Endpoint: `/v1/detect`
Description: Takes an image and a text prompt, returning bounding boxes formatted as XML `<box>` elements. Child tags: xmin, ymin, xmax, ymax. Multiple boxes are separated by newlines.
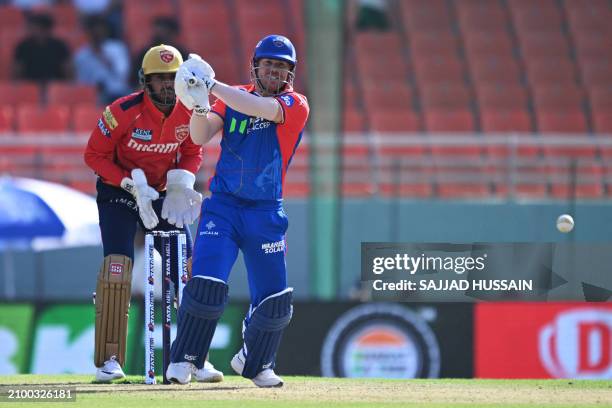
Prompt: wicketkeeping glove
<box><xmin>161</xmin><ymin>169</ymin><xmax>203</xmax><ymax>228</ymax></box>
<box><xmin>121</xmin><ymin>168</ymin><xmax>159</xmax><ymax>230</ymax></box>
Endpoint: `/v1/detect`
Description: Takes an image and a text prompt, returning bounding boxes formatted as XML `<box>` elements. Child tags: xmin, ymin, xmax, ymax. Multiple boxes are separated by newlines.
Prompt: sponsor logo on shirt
<box><xmin>127</xmin><ymin>139</ymin><xmax>179</xmax><ymax>153</ymax></box>
<box><xmin>175</xmin><ymin>124</ymin><xmax>189</xmax><ymax>142</ymax></box>
<box><xmin>131</xmin><ymin>127</ymin><xmax>153</xmax><ymax>141</ymax></box>
<box><xmin>279</xmin><ymin>95</ymin><xmax>293</xmax><ymax>107</ymax></box>
<box><xmin>98</xmin><ymin>118</ymin><xmax>110</xmax><ymax>137</ymax></box>
<box><xmin>200</xmin><ymin>220</ymin><xmax>219</xmax><ymax>236</ymax></box>
<box><xmin>248</xmin><ymin>117</ymin><xmax>271</xmax><ymax>133</ymax></box>
<box><xmin>103</xmin><ymin>106</ymin><xmax>118</xmax><ymax>130</ymax></box>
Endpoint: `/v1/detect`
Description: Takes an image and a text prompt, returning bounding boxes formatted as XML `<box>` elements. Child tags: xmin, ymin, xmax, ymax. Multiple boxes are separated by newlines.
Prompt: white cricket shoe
<box><xmin>166</xmin><ymin>361</ymin><xmax>194</xmax><ymax>384</ymax></box>
<box><xmin>95</xmin><ymin>356</ymin><xmax>126</xmax><ymax>382</ymax></box>
<box><xmin>231</xmin><ymin>350</ymin><xmax>284</xmax><ymax>388</ymax></box>
<box><xmin>193</xmin><ymin>360</ymin><xmax>224</xmax><ymax>383</ymax></box>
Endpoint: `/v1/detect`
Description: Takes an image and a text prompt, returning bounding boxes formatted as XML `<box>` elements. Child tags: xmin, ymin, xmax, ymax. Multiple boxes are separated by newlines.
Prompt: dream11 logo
<box><xmin>539</xmin><ymin>309</ymin><xmax>612</xmax><ymax>379</ymax></box>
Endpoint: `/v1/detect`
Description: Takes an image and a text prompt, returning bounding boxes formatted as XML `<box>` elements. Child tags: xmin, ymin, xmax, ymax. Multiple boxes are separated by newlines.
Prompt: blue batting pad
<box><xmin>170</xmin><ymin>277</ymin><xmax>228</xmax><ymax>368</ymax></box>
<box><xmin>242</xmin><ymin>288</ymin><xmax>293</xmax><ymax>378</ymax></box>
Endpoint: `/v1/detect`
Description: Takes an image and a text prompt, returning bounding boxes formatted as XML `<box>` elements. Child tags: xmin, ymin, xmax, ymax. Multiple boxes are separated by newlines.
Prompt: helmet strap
<box><xmin>251</xmin><ymin>59</ymin><xmax>295</xmax><ymax>96</ymax></box>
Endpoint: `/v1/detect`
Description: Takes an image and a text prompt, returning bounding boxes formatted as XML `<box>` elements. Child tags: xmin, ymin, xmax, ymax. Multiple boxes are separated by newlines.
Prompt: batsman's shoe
<box><xmin>166</xmin><ymin>362</ymin><xmax>194</xmax><ymax>384</ymax></box>
<box><xmin>193</xmin><ymin>360</ymin><xmax>224</xmax><ymax>383</ymax></box>
<box><xmin>95</xmin><ymin>356</ymin><xmax>125</xmax><ymax>382</ymax></box>
<box><xmin>231</xmin><ymin>350</ymin><xmax>284</xmax><ymax>388</ymax></box>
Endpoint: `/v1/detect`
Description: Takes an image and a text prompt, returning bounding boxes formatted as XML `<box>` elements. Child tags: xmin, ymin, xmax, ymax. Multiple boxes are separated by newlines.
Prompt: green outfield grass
<box><xmin>1</xmin><ymin>375</ymin><xmax>611</xmax><ymax>408</ymax></box>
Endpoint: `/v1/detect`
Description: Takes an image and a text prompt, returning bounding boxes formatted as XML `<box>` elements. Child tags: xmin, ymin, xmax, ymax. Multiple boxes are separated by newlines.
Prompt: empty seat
<box><xmin>410</xmin><ymin>32</ymin><xmax>460</xmax><ymax>58</ymax></box>
<box><xmin>16</xmin><ymin>105</ymin><xmax>70</xmax><ymax>133</ymax></box>
<box><xmin>572</xmin><ymin>31</ymin><xmax>612</xmax><ymax>61</ymax></box>
<box><xmin>566</xmin><ymin>6</ymin><xmax>612</xmax><ymax>33</ymax></box>
<box><xmin>420</xmin><ymin>83</ymin><xmax>472</xmax><ymax>109</ymax></box>
<box><xmin>378</xmin><ymin>182</ymin><xmax>433</xmax><ymax>198</ymax></box>
<box><xmin>400</xmin><ymin>3</ymin><xmax>453</xmax><ymax>32</ymax></box>
<box><xmin>480</xmin><ymin>110</ymin><xmax>532</xmax><ymax>132</ymax></box>
<box><xmin>469</xmin><ymin>56</ymin><xmax>523</xmax><ymax>84</ymax></box>
<box><xmin>525</xmin><ymin>59</ymin><xmax>578</xmax><ymax>85</ymax></box>
<box><xmin>413</xmin><ymin>56</ymin><xmax>466</xmax><ymax>84</ymax></box>
<box><xmin>0</xmin><ymin>81</ymin><xmax>40</xmax><ymax>105</ymax></box>
<box><xmin>550</xmin><ymin>183</ymin><xmax>604</xmax><ymax>199</ymax></box>
<box><xmin>511</xmin><ymin>7</ymin><xmax>564</xmax><ymax>31</ymax></box>
<box><xmin>588</xmin><ymin>87</ymin><xmax>612</xmax><ymax>109</ymax></box>
<box><xmin>355</xmin><ymin>53</ymin><xmax>409</xmax><ymax>82</ymax></box>
<box><xmin>532</xmin><ymin>84</ymin><xmax>586</xmax><ymax>110</ymax></box>
<box><xmin>0</xmin><ymin>105</ymin><xmax>14</xmax><ymax>132</ymax></box>
<box><xmin>424</xmin><ymin>110</ymin><xmax>476</xmax><ymax>132</ymax></box>
<box><xmin>579</xmin><ymin>60</ymin><xmax>612</xmax><ymax>87</ymax></box>
<box><xmin>363</xmin><ymin>83</ymin><xmax>414</xmax><ymax>112</ymax></box>
<box><xmin>457</xmin><ymin>6</ymin><xmax>510</xmax><ymax>32</ymax></box>
<box><xmin>47</xmin><ymin>83</ymin><xmax>98</xmax><ymax>106</ymax></box>
<box><xmin>343</xmin><ymin>108</ymin><xmax>366</xmax><ymax>132</ymax></box>
<box><xmin>462</xmin><ymin>31</ymin><xmax>515</xmax><ymax>59</ymax></box>
<box><xmin>0</xmin><ymin>6</ymin><xmax>24</xmax><ymax>31</ymax></box>
<box><xmin>184</xmin><ymin>27</ymin><xmax>232</xmax><ymax>58</ymax></box>
<box><xmin>536</xmin><ymin>110</ymin><xmax>588</xmax><ymax>133</ymax></box>
<box><xmin>518</xmin><ymin>32</ymin><xmax>571</xmax><ymax>58</ymax></box>
<box><xmin>73</xmin><ymin>105</ymin><xmax>102</xmax><ymax>133</ymax></box>
<box><xmin>437</xmin><ymin>182</ymin><xmax>491</xmax><ymax>198</ymax></box>
<box><xmin>369</xmin><ymin>110</ymin><xmax>422</xmax><ymax>132</ymax></box>
<box><xmin>593</xmin><ymin>111</ymin><xmax>612</xmax><ymax>133</ymax></box>
<box><xmin>475</xmin><ymin>84</ymin><xmax>529</xmax><ymax>110</ymax></box>
<box><xmin>355</xmin><ymin>32</ymin><xmax>403</xmax><ymax>55</ymax></box>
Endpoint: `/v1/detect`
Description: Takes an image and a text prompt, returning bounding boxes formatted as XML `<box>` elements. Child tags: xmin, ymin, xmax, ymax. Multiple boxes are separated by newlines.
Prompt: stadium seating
<box><xmin>16</xmin><ymin>105</ymin><xmax>70</xmax><ymax>133</ymax></box>
<box><xmin>72</xmin><ymin>105</ymin><xmax>102</xmax><ymax>133</ymax></box>
<box><xmin>0</xmin><ymin>81</ymin><xmax>41</xmax><ymax>105</ymax></box>
<box><xmin>4</xmin><ymin>0</ymin><xmax>612</xmax><ymax>200</ymax></box>
<box><xmin>47</xmin><ymin>83</ymin><xmax>98</xmax><ymax>106</ymax></box>
<box><xmin>0</xmin><ymin>105</ymin><xmax>14</xmax><ymax>132</ymax></box>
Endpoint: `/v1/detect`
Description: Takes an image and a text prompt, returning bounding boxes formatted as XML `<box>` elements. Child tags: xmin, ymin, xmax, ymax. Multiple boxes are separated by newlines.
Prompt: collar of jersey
<box><xmin>242</xmin><ymin>83</ymin><xmax>294</xmax><ymax>96</ymax></box>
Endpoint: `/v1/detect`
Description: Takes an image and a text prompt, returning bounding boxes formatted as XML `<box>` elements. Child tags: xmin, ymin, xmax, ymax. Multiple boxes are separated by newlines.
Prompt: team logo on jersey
<box><xmin>132</xmin><ymin>128</ymin><xmax>153</xmax><ymax>141</ymax></box>
<box><xmin>103</xmin><ymin>106</ymin><xmax>118</xmax><ymax>130</ymax></box>
<box><xmin>175</xmin><ymin>124</ymin><xmax>189</xmax><ymax>142</ymax></box>
<box><xmin>159</xmin><ymin>49</ymin><xmax>174</xmax><ymax>63</ymax></box>
<box><xmin>280</xmin><ymin>95</ymin><xmax>294</xmax><ymax>107</ymax></box>
<box><xmin>97</xmin><ymin>118</ymin><xmax>110</xmax><ymax>137</ymax></box>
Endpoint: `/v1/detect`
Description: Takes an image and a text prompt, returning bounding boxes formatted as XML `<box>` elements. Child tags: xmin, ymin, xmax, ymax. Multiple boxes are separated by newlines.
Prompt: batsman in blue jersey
<box><xmin>167</xmin><ymin>35</ymin><xmax>309</xmax><ymax>387</ymax></box>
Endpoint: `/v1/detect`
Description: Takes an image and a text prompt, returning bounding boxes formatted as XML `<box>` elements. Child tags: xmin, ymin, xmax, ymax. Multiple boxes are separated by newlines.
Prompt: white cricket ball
<box><xmin>556</xmin><ymin>214</ymin><xmax>574</xmax><ymax>233</ymax></box>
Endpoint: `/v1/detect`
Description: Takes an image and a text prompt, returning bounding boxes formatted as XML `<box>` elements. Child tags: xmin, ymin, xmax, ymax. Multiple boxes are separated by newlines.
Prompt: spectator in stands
<box><xmin>13</xmin><ymin>12</ymin><xmax>72</xmax><ymax>82</ymax></box>
<box><xmin>131</xmin><ymin>17</ymin><xmax>189</xmax><ymax>87</ymax></box>
<box><xmin>72</xmin><ymin>0</ymin><xmax>123</xmax><ymax>38</ymax></box>
<box><xmin>74</xmin><ymin>15</ymin><xmax>130</xmax><ymax>104</ymax></box>
<box><xmin>355</xmin><ymin>0</ymin><xmax>390</xmax><ymax>31</ymax></box>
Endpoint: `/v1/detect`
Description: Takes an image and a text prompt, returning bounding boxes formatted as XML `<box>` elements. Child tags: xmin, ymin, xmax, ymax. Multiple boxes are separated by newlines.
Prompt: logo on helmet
<box><xmin>159</xmin><ymin>50</ymin><xmax>174</xmax><ymax>63</ymax></box>
<box><xmin>273</xmin><ymin>39</ymin><xmax>285</xmax><ymax>48</ymax></box>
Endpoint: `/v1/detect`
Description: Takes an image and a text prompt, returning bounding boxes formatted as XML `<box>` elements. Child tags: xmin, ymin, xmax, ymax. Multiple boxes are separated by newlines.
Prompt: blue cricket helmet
<box><xmin>253</xmin><ymin>35</ymin><xmax>297</xmax><ymax>68</ymax></box>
